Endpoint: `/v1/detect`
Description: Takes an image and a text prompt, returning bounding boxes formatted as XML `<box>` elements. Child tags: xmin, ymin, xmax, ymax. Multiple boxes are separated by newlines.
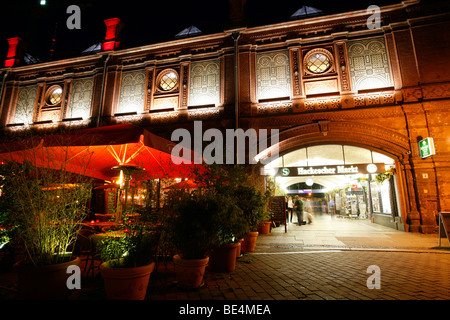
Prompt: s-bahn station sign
<box><xmin>273</xmin><ymin>163</ymin><xmax>386</xmax><ymax>177</ymax></box>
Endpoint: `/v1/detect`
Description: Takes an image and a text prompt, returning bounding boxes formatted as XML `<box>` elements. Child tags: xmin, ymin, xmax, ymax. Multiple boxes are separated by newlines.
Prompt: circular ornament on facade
<box><xmin>304</xmin><ymin>49</ymin><xmax>333</xmax><ymax>74</ymax></box>
<box><xmin>45</xmin><ymin>85</ymin><xmax>63</xmax><ymax>106</ymax></box>
<box><xmin>157</xmin><ymin>69</ymin><xmax>179</xmax><ymax>92</ymax></box>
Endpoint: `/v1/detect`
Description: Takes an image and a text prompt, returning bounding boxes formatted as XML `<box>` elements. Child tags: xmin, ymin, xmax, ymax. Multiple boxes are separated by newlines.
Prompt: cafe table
<box><xmin>81</xmin><ymin>221</ymin><xmax>117</xmax><ymax>232</ymax></box>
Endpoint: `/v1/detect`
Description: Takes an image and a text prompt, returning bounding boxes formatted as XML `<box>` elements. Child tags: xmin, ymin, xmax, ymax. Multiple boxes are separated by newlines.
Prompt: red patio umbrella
<box><xmin>164</xmin><ymin>179</ymin><xmax>207</xmax><ymax>190</ymax></box>
<box><xmin>0</xmin><ymin>124</ymin><xmax>203</xmax><ymax>182</ymax></box>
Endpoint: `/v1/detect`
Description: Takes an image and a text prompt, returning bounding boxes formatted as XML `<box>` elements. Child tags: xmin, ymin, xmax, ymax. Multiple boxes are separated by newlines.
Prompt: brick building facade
<box><xmin>0</xmin><ymin>0</ymin><xmax>449</xmax><ymax>233</ymax></box>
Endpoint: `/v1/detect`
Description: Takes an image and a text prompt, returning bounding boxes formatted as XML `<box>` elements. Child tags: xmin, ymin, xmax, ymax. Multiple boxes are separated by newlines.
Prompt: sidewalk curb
<box><xmin>251</xmin><ymin>246</ymin><xmax>450</xmax><ymax>255</ymax></box>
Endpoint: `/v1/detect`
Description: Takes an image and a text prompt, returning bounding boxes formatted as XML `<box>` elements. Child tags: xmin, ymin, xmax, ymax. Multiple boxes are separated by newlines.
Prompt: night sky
<box><xmin>0</xmin><ymin>0</ymin><xmax>403</xmax><ymax>64</ymax></box>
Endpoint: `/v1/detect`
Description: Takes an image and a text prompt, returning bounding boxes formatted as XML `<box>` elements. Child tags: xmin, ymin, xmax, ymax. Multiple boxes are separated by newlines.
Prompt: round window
<box><xmin>304</xmin><ymin>50</ymin><xmax>333</xmax><ymax>74</ymax></box>
<box><xmin>157</xmin><ymin>69</ymin><xmax>178</xmax><ymax>92</ymax></box>
<box><xmin>45</xmin><ymin>85</ymin><xmax>63</xmax><ymax>106</ymax></box>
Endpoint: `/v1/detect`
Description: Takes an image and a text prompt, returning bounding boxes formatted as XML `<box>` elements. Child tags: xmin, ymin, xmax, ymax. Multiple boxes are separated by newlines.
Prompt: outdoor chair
<box><xmin>76</xmin><ymin>229</ymin><xmax>102</xmax><ymax>277</ymax></box>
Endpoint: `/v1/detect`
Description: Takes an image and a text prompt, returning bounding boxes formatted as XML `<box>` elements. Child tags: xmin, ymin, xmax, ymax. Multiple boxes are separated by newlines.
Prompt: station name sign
<box><xmin>273</xmin><ymin>163</ymin><xmax>385</xmax><ymax>177</ymax></box>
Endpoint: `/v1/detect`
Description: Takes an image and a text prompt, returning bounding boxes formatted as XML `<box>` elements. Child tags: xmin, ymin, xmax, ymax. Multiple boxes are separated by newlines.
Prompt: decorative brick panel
<box><xmin>189</xmin><ymin>60</ymin><xmax>220</xmax><ymax>107</ymax></box>
<box><xmin>348</xmin><ymin>36</ymin><xmax>393</xmax><ymax>91</ymax></box>
<box><xmin>13</xmin><ymin>85</ymin><xmax>37</xmax><ymax>125</ymax></box>
<box><xmin>66</xmin><ymin>78</ymin><xmax>94</xmax><ymax>119</ymax></box>
<box><xmin>256</xmin><ymin>50</ymin><xmax>292</xmax><ymax>100</ymax></box>
<box><xmin>117</xmin><ymin>70</ymin><xmax>146</xmax><ymax>114</ymax></box>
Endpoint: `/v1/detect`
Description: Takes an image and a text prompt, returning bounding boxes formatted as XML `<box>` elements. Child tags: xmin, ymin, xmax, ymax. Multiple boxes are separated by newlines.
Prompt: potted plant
<box><xmin>0</xmin><ymin>160</ymin><xmax>92</xmax><ymax>299</ymax></box>
<box><xmin>167</xmin><ymin>191</ymin><xmax>218</xmax><ymax>288</ymax></box>
<box><xmin>233</xmin><ymin>184</ymin><xmax>268</xmax><ymax>253</ymax></box>
<box><xmin>192</xmin><ymin>164</ymin><xmax>269</xmax><ymax>254</ymax></box>
<box><xmin>208</xmin><ymin>193</ymin><xmax>248</xmax><ymax>273</ymax></box>
<box><xmin>257</xmin><ymin>211</ymin><xmax>273</xmax><ymax>235</ymax></box>
<box><xmin>0</xmin><ymin>180</ymin><xmax>18</xmax><ymax>272</ymax></box>
<box><xmin>97</xmin><ymin>211</ymin><xmax>160</xmax><ymax>300</ymax></box>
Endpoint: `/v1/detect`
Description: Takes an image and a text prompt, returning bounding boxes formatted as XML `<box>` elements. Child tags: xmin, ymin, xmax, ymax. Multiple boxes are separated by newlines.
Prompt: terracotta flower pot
<box><xmin>236</xmin><ymin>238</ymin><xmax>244</xmax><ymax>258</ymax></box>
<box><xmin>208</xmin><ymin>242</ymin><xmax>239</xmax><ymax>273</ymax></box>
<box><xmin>241</xmin><ymin>231</ymin><xmax>259</xmax><ymax>253</ymax></box>
<box><xmin>100</xmin><ymin>261</ymin><xmax>155</xmax><ymax>300</ymax></box>
<box><xmin>257</xmin><ymin>221</ymin><xmax>271</xmax><ymax>234</ymax></box>
<box><xmin>15</xmin><ymin>257</ymin><xmax>81</xmax><ymax>300</ymax></box>
<box><xmin>173</xmin><ymin>254</ymin><xmax>209</xmax><ymax>289</ymax></box>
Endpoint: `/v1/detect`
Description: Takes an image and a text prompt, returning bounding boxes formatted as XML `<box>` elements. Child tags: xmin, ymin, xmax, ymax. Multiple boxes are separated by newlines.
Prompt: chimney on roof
<box><xmin>228</xmin><ymin>0</ymin><xmax>247</xmax><ymax>28</ymax></box>
<box><xmin>4</xmin><ymin>37</ymin><xmax>22</xmax><ymax>67</ymax></box>
<box><xmin>102</xmin><ymin>18</ymin><xmax>123</xmax><ymax>51</ymax></box>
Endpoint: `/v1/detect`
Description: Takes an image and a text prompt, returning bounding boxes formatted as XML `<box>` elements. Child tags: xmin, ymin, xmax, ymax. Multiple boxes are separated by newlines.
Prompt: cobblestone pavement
<box><xmin>1</xmin><ymin>214</ymin><xmax>450</xmax><ymax>304</ymax></box>
<box><xmin>146</xmin><ymin>249</ymin><xmax>450</xmax><ymax>301</ymax></box>
<box><xmin>144</xmin><ymin>215</ymin><xmax>450</xmax><ymax>301</ymax></box>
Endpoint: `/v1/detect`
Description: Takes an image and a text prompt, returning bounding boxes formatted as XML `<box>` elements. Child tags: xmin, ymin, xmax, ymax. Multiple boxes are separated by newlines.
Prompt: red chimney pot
<box><xmin>4</xmin><ymin>37</ymin><xmax>22</xmax><ymax>67</ymax></box>
<box><xmin>102</xmin><ymin>18</ymin><xmax>122</xmax><ymax>51</ymax></box>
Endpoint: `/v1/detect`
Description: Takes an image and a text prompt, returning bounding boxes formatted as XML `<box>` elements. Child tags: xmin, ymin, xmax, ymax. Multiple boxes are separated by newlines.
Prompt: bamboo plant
<box><xmin>0</xmin><ymin>160</ymin><xmax>92</xmax><ymax>266</ymax></box>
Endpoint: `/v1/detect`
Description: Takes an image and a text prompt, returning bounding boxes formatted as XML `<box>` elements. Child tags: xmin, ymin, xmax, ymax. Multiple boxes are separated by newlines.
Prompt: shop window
<box><xmin>256</xmin><ymin>50</ymin><xmax>292</xmax><ymax>101</ymax></box>
<box><xmin>370</xmin><ymin>178</ymin><xmax>392</xmax><ymax>215</ymax></box>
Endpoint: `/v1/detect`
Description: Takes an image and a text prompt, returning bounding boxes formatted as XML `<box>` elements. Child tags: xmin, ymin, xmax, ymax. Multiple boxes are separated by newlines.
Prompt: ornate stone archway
<box><xmin>256</xmin><ymin>120</ymin><xmax>427</xmax><ymax>232</ymax></box>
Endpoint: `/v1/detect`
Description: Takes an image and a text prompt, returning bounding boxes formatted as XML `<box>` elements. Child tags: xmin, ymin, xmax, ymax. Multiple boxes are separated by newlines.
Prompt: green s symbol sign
<box><xmin>281</xmin><ymin>168</ymin><xmax>290</xmax><ymax>176</ymax></box>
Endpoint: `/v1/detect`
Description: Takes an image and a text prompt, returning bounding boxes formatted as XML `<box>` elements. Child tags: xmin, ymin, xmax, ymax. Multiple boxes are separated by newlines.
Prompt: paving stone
<box><xmin>1</xmin><ymin>215</ymin><xmax>450</xmax><ymax>302</ymax></box>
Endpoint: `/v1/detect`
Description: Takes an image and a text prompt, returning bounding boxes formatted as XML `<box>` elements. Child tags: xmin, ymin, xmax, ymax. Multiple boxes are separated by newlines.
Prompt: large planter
<box><xmin>241</xmin><ymin>231</ymin><xmax>259</xmax><ymax>253</ymax></box>
<box><xmin>208</xmin><ymin>242</ymin><xmax>239</xmax><ymax>273</ymax></box>
<box><xmin>15</xmin><ymin>256</ymin><xmax>81</xmax><ymax>300</ymax></box>
<box><xmin>173</xmin><ymin>254</ymin><xmax>209</xmax><ymax>289</ymax></box>
<box><xmin>257</xmin><ymin>221</ymin><xmax>271</xmax><ymax>234</ymax></box>
<box><xmin>236</xmin><ymin>238</ymin><xmax>244</xmax><ymax>258</ymax></box>
<box><xmin>100</xmin><ymin>261</ymin><xmax>155</xmax><ymax>300</ymax></box>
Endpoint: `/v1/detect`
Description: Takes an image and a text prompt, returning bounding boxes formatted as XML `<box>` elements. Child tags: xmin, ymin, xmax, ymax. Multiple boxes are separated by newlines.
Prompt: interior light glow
<box><xmin>40</xmin><ymin>0</ymin><xmax>46</xmax><ymax>5</ymax></box>
<box><xmin>117</xmin><ymin>170</ymin><xmax>124</xmax><ymax>187</ymax></box>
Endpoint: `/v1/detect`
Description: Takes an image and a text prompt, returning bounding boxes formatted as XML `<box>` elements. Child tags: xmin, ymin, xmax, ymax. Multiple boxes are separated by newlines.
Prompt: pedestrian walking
<box><xmin>304</xmin><ymin>198</ymin><xmax>313</xmax><ymax>224</ymax></box>
<box><xmin>293</xmin><ymin>197</ymin><xmax>304</xmax><ymax>225</ymax></box>
<box><xmin>287</xmin><ymin>197</ymin><xmax>294</xmax><ymax>223</ymax></box>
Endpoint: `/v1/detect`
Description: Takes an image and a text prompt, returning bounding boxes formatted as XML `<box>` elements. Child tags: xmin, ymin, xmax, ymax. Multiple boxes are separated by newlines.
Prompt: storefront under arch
<box><xmin>263</xmin><ymin>144</ymin><xmax>404</xmax><ymax>230</ymax></box>
<box><xmin>254</xmin><ymin>120</ymin><xmax>424</xmax><ymax>232</ymax></box>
